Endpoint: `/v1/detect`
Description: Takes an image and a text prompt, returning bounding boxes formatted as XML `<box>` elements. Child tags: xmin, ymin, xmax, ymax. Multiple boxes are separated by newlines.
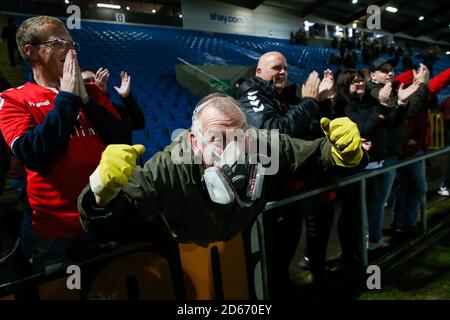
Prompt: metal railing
<box><xmin>254</xmin><ymin>145</ymin><xmax>450</xmax><ymax>299</ymax></box>
<box><xmin>1</xmin><ymin>147</ymin><xmax>449</xmax><ymax>300</ymax></box>
<box><xmin>176</xmin><ymin>57</ymin><xmax>233</xmax><ymax>93</ymax></box>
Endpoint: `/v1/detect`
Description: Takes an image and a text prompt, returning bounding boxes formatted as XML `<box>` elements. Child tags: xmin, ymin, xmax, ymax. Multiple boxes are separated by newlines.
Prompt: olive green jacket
<box><xmin>78</xmin><ymin>130</ymin><xmax>335</xmax><ymax>247</ymax></box>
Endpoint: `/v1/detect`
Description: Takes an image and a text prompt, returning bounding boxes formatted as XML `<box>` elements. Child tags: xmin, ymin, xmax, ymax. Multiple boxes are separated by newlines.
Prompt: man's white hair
<box><xmin>191</xmin><ymin>92</ymin><xmax>246</xmax><ymax>135</ymax></box>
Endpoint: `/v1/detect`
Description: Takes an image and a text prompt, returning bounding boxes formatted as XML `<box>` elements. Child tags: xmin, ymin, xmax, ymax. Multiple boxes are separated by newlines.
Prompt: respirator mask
<box><xmin>202</xmin><ymin>141</ymin><xmax>265</xmax><ymax>207</ymax></box>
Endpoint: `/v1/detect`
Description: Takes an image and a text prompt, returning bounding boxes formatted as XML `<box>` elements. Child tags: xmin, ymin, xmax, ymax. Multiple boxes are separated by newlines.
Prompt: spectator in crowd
<box><xmin>235</xmin><ymin>51</ymin><xmax>337</xmax><ymax>293</ymax></box>
<box><xmin>237</xmin><ymin>52</ymin><xmax>333</xmax><ymax>138</ymax></box>
<box><xmin>82</xmin><ymin>68</ymin><xmax>145</xmax><ymax>143</ymax></box>
<box><xmin>335</xmin><ymin>69</ymin><xmax>419</xmax><ymax>249</ymax></box>
<box><xmin>391</xmin><ymin>66</ymin><xmax>450</xmax><ymax>234</ymax></box>
<box><xmin>77</xmin><ymin>94</ymin><xmax>365</xmax><ymax>291</ymax></box>
<box><xmin>2</xmin><ymin>17</ymin><xmax>20</xmax><ymax>67</ymax></box>
<box><xmin>366</xmin><ymin>58</ymin><xmax>427</xmax><ymax>238</ymax></box>
<box><xmin>395</xmin><ymin>67</ymin><xmax>449</xmax><ymax>200</ymax></box>
<box><xmin>0</xmin><ymin>16</ymin><xmax>130</xmax><ymax>271</ymax></box>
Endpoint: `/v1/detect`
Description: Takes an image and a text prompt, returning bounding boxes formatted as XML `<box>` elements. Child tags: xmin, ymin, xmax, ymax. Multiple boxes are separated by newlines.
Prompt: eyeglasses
<box><xmin>351</xmin><ymin>79</ymin><xmax>364</xmax><ymax>85</ymax></box>
<box><xmin>31</xmin><ymin>38</ymin><xmax>80</xmax><ymax>51</ymax></box>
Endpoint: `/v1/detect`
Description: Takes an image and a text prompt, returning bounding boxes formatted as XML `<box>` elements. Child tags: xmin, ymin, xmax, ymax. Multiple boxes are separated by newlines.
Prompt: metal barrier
<box><xmin>255</xmin><ymin>145</ymin><xmax>450</xmax><ymax>299</ymax></box>
<box><xmin>176</xmin><ymin>57</ymin><xmax>233</xmax><ymax>94</ymax></box>
<box><xmin>1</xmin><ymin>147</ymin><xmax>449</xmax><ymax>300</ymax></box>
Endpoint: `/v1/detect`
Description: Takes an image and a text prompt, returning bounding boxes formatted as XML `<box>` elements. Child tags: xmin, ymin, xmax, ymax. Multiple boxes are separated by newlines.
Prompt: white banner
<box><xmin>181</xmin><ymin>0</ymin><xmax>300</xmax><ymax>39</ymax></box>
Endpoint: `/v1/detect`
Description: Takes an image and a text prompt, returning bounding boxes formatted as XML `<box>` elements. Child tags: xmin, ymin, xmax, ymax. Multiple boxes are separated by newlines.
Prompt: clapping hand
<box><xmin>413</xmin><ymin>63</ymin><xmax>430</xmax><ymax>85</ymax></box>
<box><xmin>95</xmin><ymin>67</ymin><xmax>110</xmax><ymax>92</ymax></box>
<box><xmin>60</xmin><ymin>50</ymin><xmax>89</xmax><ymax>104</ymax></box>
<box><xmin>378</xmin><ymin>82</ymin><xmax>392</xmax><ymax>106</ymax></box>
<box><xmin>302</xmin><ymin>71</ymin><xmax>320</xmax><ymax>100</ymax></box>
<box><xmin>398</xmin><ymin>80</ymin><xmax>421</xmax><ymax>103</ymax></box>
<box><xmin>114</xmin><ymin>71</ymin><xmax>131</xmax><ymax>98</ymax></box>
<box><xmin>60</xmin><ymin>50</ymin><xmax>80</xmax><ymax>96</ymax></box>
<box><xmin>318</xmin><ymin>69</ymin><xmax>335</xmax><ymax>101</ymax></box>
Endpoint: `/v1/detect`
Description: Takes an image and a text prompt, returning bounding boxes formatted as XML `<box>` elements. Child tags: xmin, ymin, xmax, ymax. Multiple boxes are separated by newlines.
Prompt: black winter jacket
<box><xmin>236</xmin><ymin>77</ymin><xmax>319</xmax><ymax>139</ymax></box>
<box><xmin>365</xmin><ymin>81</ymin><xmax>427</xmax><ymax>159</ymax></box>
<box><xmin>335</xmin><ymin>92</ymin><xmax>392</xmax><ymax>162</ymax></box>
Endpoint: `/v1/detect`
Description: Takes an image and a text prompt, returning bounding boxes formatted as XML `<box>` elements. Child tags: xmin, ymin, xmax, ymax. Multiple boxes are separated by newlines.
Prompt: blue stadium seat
<box><xmin>18</xmin><ymin>17</ymin><xmax>449</xmax><ymax>158</ymax></box>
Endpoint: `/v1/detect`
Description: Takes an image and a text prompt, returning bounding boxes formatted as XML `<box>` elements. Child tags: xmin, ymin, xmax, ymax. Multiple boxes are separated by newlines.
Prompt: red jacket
<box><xmin>395</xmin><ymin>68</ymin><xmax>450</xmax><ymax>98</ymax></box>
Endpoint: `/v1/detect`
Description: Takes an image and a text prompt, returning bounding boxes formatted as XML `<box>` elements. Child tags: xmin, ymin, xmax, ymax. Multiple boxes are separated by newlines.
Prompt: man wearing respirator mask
<box><xmin>78</xmin><ymin>93</ymin><xmax>365</xmax><ymax>247</ymax></box>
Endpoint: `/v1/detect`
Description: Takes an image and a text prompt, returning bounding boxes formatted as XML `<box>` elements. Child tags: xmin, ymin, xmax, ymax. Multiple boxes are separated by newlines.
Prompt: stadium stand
<box><xmin>15</xmin><ymin>19</ymin><xmax>449</xmax><ymax>162</ymax></box>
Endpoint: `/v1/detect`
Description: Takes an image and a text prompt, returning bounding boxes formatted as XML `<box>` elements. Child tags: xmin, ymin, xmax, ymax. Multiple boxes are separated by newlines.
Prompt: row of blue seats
<box><xmin>20</xmin><ymin>18</ymin><xmax>449</xmax><ymax>160</ymax></box>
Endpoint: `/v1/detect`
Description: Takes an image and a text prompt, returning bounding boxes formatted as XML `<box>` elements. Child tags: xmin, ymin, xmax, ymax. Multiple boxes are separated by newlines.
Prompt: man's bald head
<box><xmin>256</xmin><ymin>51</ymin><xmax>288</xmax><ymax>93</ymax></box>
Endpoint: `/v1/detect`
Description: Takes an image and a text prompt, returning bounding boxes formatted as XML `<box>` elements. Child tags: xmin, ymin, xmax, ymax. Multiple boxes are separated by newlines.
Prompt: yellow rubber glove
<box><xmin>90</xmin><ymin>144</ymin><xmax>145</xmax><ymax>203</ymax></box>
<box><xmin>320</xmin><ymin>117</ymin><xmax>363</xmax><ymax>167</ymax></box>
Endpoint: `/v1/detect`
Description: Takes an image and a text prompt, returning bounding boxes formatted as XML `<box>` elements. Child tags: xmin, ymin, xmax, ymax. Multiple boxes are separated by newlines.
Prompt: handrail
<box><xmin>264</xmin><ymin>146</ymin><xmax>450</xmax><ymax>211</ymax></box>
<box><xmin>176</xmin><ymin>57</ymin><xmax>233</xmax><ymax>92</ymax></box>
<box><xmin>257</xmin><ymin>145</ymin><xmax>450</xmax><ymax>299</ymax></box>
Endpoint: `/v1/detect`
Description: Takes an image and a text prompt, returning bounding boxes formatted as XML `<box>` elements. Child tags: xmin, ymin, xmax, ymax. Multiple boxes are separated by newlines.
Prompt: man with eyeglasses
<box><xmin>0</xmin><ymin>16</ymin><xmax>130</xmax><ymax>271</ymax></box>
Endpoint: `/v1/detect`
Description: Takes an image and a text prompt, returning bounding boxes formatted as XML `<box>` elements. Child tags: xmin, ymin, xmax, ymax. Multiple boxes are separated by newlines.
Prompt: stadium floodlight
<box><xmin>418</xmin><ymin>16</ymin><xmax>424</xmax><ymax>21</ymax></box>
<box><xmin>152</xmin><ymin>9</ymin><xmax>156</xmax><ymax>13</ymax></box>
<box><xmin>352</xmin><ymin>0</ymin><xmax>358</xmax><ymax>4</ymax></box>
<box><xmin>64</xmin><ymin>0</ymin><xmax>69</xmax><ymax>4</ymax></box>
<box><xmin>179</xmin><ymin>14</ymin><xmax>183</xmax><ymax>18</ymax></box>
<box><xmin>386</xmin><ymin>6</ymin><xmax>398</xmax><ymax>13</ymax></box>
<box><xmin>97</xmin><ymin>3</ymin><xmax>121</xmax><ymax>9</ymax></box>
<box><xmin>447</xmin><ymin>51</ymin><xmax>450</xmax><ymax>55</ymax></box>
